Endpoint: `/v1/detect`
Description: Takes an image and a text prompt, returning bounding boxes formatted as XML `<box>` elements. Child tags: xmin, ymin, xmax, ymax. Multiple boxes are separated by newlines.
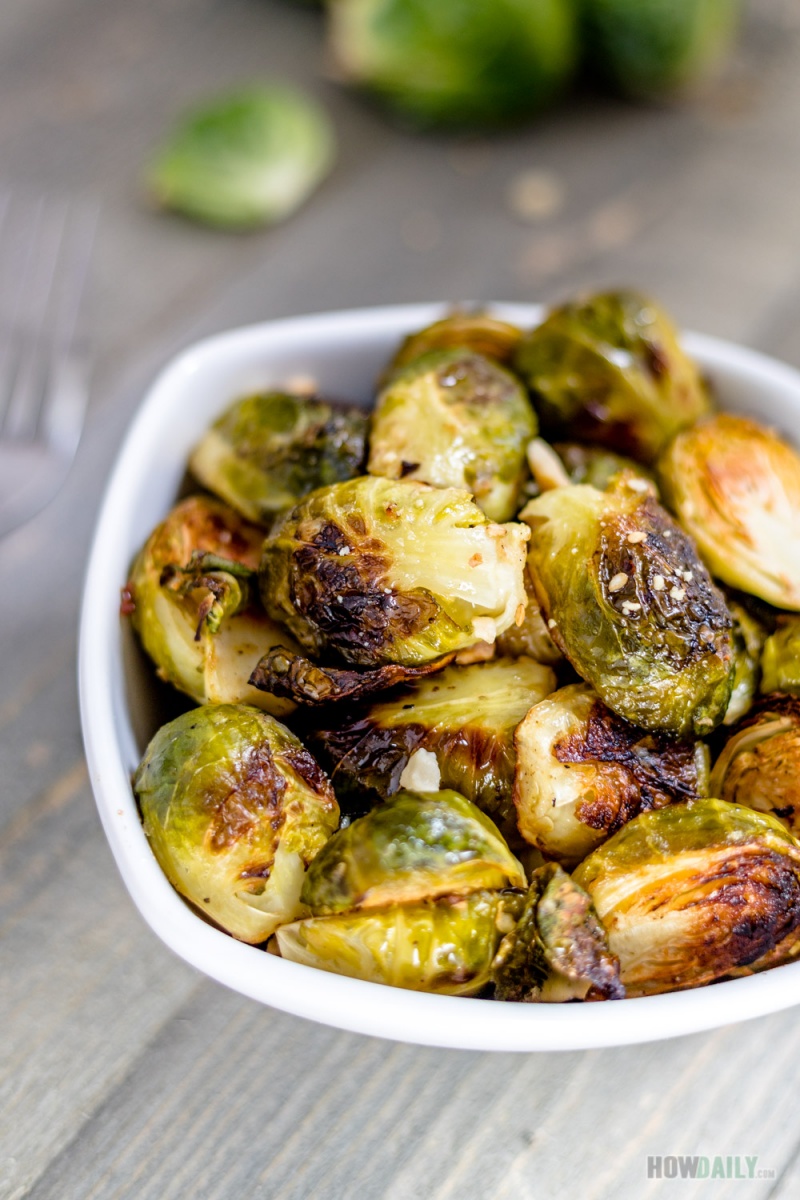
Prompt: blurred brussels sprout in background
<box><xmin>127</xmin><ymin>495</ymin><xmax>298</xmax><ymax>715</ymax></box>
<box><xmin>582</xmin><ymin>0</ymin><xmax>743</xmax><ymax>98</ymax></box>
<box><xmin>658</xmin><ymin>415</ymin><xmax>800</xmax><ymax>610</ymax></box>
<box><xmin>513</xmin><ymin>682</ymin><xmax>708</xmax><ymax>864</ymax></box>
<box><xmin>190</xmin><ymin>391</ymin><xmax>368</xmax><ymax>524</ymax></box>
<box><xmin>260</xmin><ymin>476</ymin><xmax>529</xmax><ymax>667</ymax></box>
<box><xmin>521</xmin><ymin>476</ymin><xmax>733</xmax><ymax>735</ymax></box>
<box><xmin>553</xmin><ymin>442</ymin><xmax>656</xmax><ymax>493</ymax></box>
<box><xmin>761</xmin><ymin>617</ymin><xmax>800</xmax><ymax>698</ymax></box>
<box><xmin>385</xmin><ymin>312</ymin><xmax>523</xmax><ymax>377</ymax></box>
<box><xmin>710</xmin><ymin>697</ymin><xmax>800</xmax><ymax>836</ymax></box>
<box><xmin>724</xmin><ymin>599</ymin><xmax>767</xmax><ymax>724</ymax></box>
<box><xmin>312</xmin><ymin>657</ymin><xmax>556</xmax><ymax>837</ymax></box>
<box><xmin>368</xmin><ymin>349</ymin><xmax>536</xmax><ymax>522</ymax></box>
<box><xmin>134</xmin><ymin>704</ymin><xmax>339</xmax><ymax>942</ymax></box>
<box><xmin>495</xmin><ymin>567</ymin><xmax>563</xmax><ymax>664</ymax></box>
<box><xmin>328</xmin><ymin>0</ymin><xmax>578</xmax><ymax>128</ymax></box>
<box><xmin>515</xmin><ymin>290</ymin><xmax>711</xmax><ymax>464</ymax></box>
<box><xmin>574</xmin><ymin>798</ymin><xmax>800</xmax><ymax>996</ymax></box>
<box><xmin>146</xmin><ymin>84</ymin><xmax>335</xmax><ymax>229</ymax></box>
<box><xmin>492</xmin><ymin>863</ymin><xmax>623</xmax><ymax>1001</ymax></box>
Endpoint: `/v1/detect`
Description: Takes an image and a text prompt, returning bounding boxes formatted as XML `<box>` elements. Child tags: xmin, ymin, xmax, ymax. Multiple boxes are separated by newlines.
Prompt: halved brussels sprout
<box><xmin>368</xmin><ymin>349</ymin><xmax>536</xmax><ymax>522</ymax></box>
<box><xmin>386</xmin><ymin>312</ymin><xmax>523</xmax><ymax>378</ymax></box>
<box><xmin>127</xmin><ymin>495</ymin><xmax>298</xmax><ymax>715</ymax></box>
<box><xmin>189</xmin><ymin>392</ymin><xmax>368</xmax><ymax>524</ymax></box>
<box><xmin>300</xmin><ymin>789</ymin><xmax>526</xmax><ymax>914</ymax></box>
<box><xmin>514</xmin><ymin>290</ymin><xmax>711</xmax><ymax>464</ymax></box>
<box><xmin>574</xmin><ymin>798</ymin><xmax>800</xmax><ymax>996</ymax></box>
<box><xmin>724</xmin><ymin>599</ymin><xmax>767</xmax><ymax>724</ymax></box>
<box><xmin>492</xmin><ymin>863</ymin><xmax>623</xmax><ymax>1001</ymax></box>
<box><xmin>495</xmin><ymin>567</ymin><xmax>562</xmax><ymax>664</ymax></box>
<box><xmin>259</xmin><ymin>476</ymin><xmax>529</xmax><ymax>667</ymax></box>
<box><xmin>249</xmin><ymin>645</ymin><xmax>455</xmax><ymax>706</ymax></box>
<box><xmin>276</xmin><ymin>890</ymin><xmax>520</xmax><ymax>995</ymax></box>
<box><xmin>710</xmin><ymin>696</ymin><xmax>800</xmax><ymax>836</ymax></box>
<box><xmin>553</xmin><ymin>442</ymin><xmax>656</xmax><ymax>493</ymax></box>
<box><xmin>513</xmin><ymin>682</ymin><xmax>708</xmax><ymax>865</ymax></box>
<box><xmin>312</xmin><ymin>657</ymin><xmax>556</xmax><ymax>837</ymax></box>
<box><xmin>521</xmin><ymin>476</ymin><xmax>734</xmax><ymax>735</ymax></box>
<box><xmin>761</xmin><ymin>617</ymin><xmax>800</xmax><ymax>697</ymax></box>
<box><xmin>658</xmin><ymin>415</ymin><xmax>800</xmax><ymax>610</ymax></box>
<box><xmin>133</xmin><ymin>704</ymin><xmax>339</xmax><ymax>943</ymax></box>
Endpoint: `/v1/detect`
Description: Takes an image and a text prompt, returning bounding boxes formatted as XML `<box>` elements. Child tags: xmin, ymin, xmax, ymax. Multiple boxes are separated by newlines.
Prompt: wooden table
<box><xmin>3</xmin><ymin>2</ymin><xmax>800</xmax><ymax>1196</ymax></box>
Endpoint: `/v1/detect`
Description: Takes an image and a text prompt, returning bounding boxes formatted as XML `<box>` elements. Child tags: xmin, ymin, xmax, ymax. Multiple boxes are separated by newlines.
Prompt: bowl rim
<box><xmin>79</xmin><ymin>300</ymin><xmax>800</xmax><ymax>1052</ymax></box>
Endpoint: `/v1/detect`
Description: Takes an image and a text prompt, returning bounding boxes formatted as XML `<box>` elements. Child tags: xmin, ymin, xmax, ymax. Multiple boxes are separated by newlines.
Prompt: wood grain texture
<box><xmin>2</xmin><ymin>1</ymin><xmax>800</xmax><ymax>1197</ymax></box>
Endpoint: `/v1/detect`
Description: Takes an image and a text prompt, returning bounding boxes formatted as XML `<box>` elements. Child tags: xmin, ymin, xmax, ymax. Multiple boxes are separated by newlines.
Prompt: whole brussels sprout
<box><xmin>368</xmin><ymin>349</ymin><xmax>536</xmax><ymax>522</ymax></box>
<box><xmin>259</xmin><ymin>476</ymin><xmax>530</xmax><ymax>667</ymax></box>
<box><xmin>127</xmin><ymin>495</ymin><xmax>298</xmax><ymax>716</ymax></box>
<box><xmin>553</xmin><ymin>442</ymin><xmax>656</xmax><ymax>493</ymax></box>
<box><xmin>190</xmin><ymin>391</ymin><xmax>368</xmax><ymax>524</ymax></box>
<box><xmin>710</xmin><ymin>697</ymin><xmax>800</xmax><ymax>836</ymax></box>
<box><xmin>521</xmin><ymin>476</ymin><xmax>734</xmax><ymax>735</ymax></box>
<box><xmin>133</xmin><ymin>705</ymin><xmax>339</xmax><ymax>943</ymax></box>
<box><xmin>328</xmin><ymin>0</ymin><xmax>578</xmax><ymax>128</ymax></box>
<box><xmin>761</xmin><ymin>617</ymin><xmax>800</xmax><ymax>698</ymax></box>
<box><xmin>311</xmin><ymin>657</ymin><xmax>556</xmax><ymax>837</ymax></box>
<box><xmin>515</xmin><ymin>290</ymin><xmax>711</xmax><ymax>464</ymax></box>
<box><xmin>574</xmin><ymin>798</ymin><xmax>800</xmax><ymax>996</ymax></box>
<box><xmin>513</xmin><ymin>682</ymin><xmax>708</xmax><ymax>865</ymax></box>
<box><xmin>492</xmin><ymin>863</ymin><xmax>623</xmax><ymax>1002</ymax></box>
<box><xmin>724</xmin><ymin>599</ymin><xmax>767</xmax><ymax>725</ymax></box>
<box><xmin>384</xmin><ymin>312</ymin><xmax>523</xmax><ymax>379</ymax></box>
<box><xmin>658</xmin><ymin>415</ymin><xmax>800</xmax><ymax>610</ymax></box>
<box><xmin>495</xmin><ymin>567</ymin><xmax>562</xmax><ymax>664</ymax></box>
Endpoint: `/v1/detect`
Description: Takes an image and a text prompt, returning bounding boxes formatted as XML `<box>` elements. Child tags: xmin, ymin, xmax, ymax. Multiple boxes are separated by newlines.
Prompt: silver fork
<box><xmin>0</xmin><ymin>192</ymin><xmax>97</xmax><ymax>539</ymax></box>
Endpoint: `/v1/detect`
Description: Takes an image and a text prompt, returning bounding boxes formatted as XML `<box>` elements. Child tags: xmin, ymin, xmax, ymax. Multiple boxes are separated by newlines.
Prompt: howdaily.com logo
<box><xmin>646</xmin><ymin>1157</ymin><xmax>775</xmax><ymax>1181</ymax></box>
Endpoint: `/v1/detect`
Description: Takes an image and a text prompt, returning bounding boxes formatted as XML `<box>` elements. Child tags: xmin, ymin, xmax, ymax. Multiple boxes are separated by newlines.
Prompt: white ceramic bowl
<box><xmin>80</xmin><ymin>302</ymin><xmax>800</xmax><ymax>1052</ymax></box>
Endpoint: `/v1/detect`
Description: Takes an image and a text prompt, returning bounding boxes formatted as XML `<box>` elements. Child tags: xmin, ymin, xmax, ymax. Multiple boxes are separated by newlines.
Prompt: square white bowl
<box><xmin>79</xmin><ymin>302</ymin><xmax>800</xmax><ymax>1051</ymax></box>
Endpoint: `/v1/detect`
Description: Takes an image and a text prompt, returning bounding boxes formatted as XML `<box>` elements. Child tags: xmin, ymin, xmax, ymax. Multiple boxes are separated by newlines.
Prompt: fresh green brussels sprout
<box><xmin>311</xmin><ymin>657</ymin><xmax>556</xmax><ymax>837</ymax></box>
<box><xmin>259</xmin><ymin>476</ymin><xmax>530</xmax><ymax>667</ymax></box>
<box><xmin>553</xmin><ymin>442</ymin><xmax>656</xmax><ymax>493</ymax></box>
<box><xmin>301</xmin><ymin>789</ymin><xmax>526</xmax><ymax>914</ymax></box>
<box><xmin>127</xmin><ymin>495</ymin><xmax>298</xmax><ymax>716</ymax></box>
<box><xmin>724</xmin><ymin>599</ymin><xmax>767</xmax><ymax>724</ymax></box>
<box><xmin>133</xmin><ymin>704</ymin><xmax>339</xmax><ymax>943</ymax></box>
<box><xmin>521</xmin><ymin>476</ymin><xmax>734</xmax><ymax>735</ymax></box>
<box><xmin>190</xmin><ymin>392</ymin><xmax>368</xmax><ymax>524</ymax></box>
<box><xmin>495</xmin><ymin>567</ymin><xmax>562</xmax><ymax>664</ymax></box>
<box><xmin>710</xmin><ymin>697</ymin><xmax>800</xmax><ymax>836</ymax></box>
<box><xmin>492</xmin><ymin>863</ymin><xmax>623</xmax><ymax>1001</ymax></box>
<box><xmin>574</xmin><ymin>798</ymin><xmax>800</xmax><ymax>996</ymax></box>
<box><xmin>582</xmin><ymin>0</ymin><xmax>742</xmax><ymax>98</ymax></box>
<box><xmin>146</xmin><ymin>84</ymin><xmax>335</xmax><ymax>229</ymax></box>
<box><xmin>385</xmin><ymin>312</ymin><xmax>523</xmax><ymax>378</ymax></box>
<box><xmin>658</xmin><ymin>415</ymin><xmax>800</xmax><ymax>610</ymax></box>
<box><xmin>515</xmin><ymin>290</ymin><xmax>711</xmax><ymax>464</ymax></box>
<box><xmin>276</xmin><ymin>890</ymin><xmax>520</xmax><ymax>995</ymax></box>
<box><xmin>249</xmin><ymin>645</ymin><xmax>455</xmax><ymax>706</ymax></box>
<box><xmin>761</xmin><ymin>617</ymin><xmax>800</xmax><ymax>698</ymax></box>
<box><xmin>328</xmin><ymin>0</ymin><xmax>578</xmax><ymax>128</ymax></box>
<box><xmin>513</xmin><ymin>682</ymin><xmax>708</xmax><ymax>865</ymax></box>
<box><xmin>368</xmin><ymin>349</ymin><xmax>537</xmax><ymax>522</ymax></box>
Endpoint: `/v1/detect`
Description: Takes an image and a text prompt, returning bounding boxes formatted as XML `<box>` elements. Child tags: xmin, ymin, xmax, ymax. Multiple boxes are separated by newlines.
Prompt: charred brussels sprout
<box><xmin>312</xmin><ymin>657</ymin><xmax>556</xmax><ymax>836</ymax></box>
<box><xmin>385</xmin><ymin>312</ymin><xmax>523</xmax><ymax>377</ymax></box>
<box><xmin>190</xmin><ymin>391</ymin><xmax>368</xmax><ymax>524</ymax></box>
<box><xmin>658</xmin><ymin>415</ymin><xmax>800</xmax><ymax>610</ymax></box>
<box><xmin>259</xmin><ymin>476</ymin><xmax>529</xmax><ymax>667</ymax></box>
<box><xmin>515</xmin><ymin>290</ymin><xmax>711</xmax><ymax>464</ymax></box>
<box><xmin>761</xmin><ymin>617</ymin><xmax>800</xmax><ymax>698</ymax></box>
<box><xmin>574</xmin><ymin>798</ymin><xmax>800</xmax><ymax>996</ymax></box>
<box><xmin>710</xmin><ymin>697</ymin><xmax>800</xmax><ymax>836</ymax></box>
<box><xmin>133</xmin><ymin>705</ymin><xmax>339</xmax><ymax>943</ymax></box>
<box><xmin>368</xmin><ymin>349</ymin><xmax>536</xmax><ymax>522</ymax></box>
<box><xmin>127</xmin><ymin>495</ymin><xmax>298</xmax><ymax>715</ymax></box>
<box><xmin>521</xmin><ymin>476</ymin><xmax>734</xmax><ymax>735</ymax></box>
<box><xmin>724</xmin><ymin>600</ymin><xmax>767</xmax><ymax>724</ymax></box>
<box><xmin>492</xmin><ymin>863</ymin><xmax>623</xmax><ymax>1001</ymax></box>
<box><xmin>553</xmin><ymin>442</ymin><xmax>656</xmax><ymax>492</ymax></box>
<box><xmin>513</xmin><ymin>683</ymin><xmax>708</xmax><ymax>865</ymax></box>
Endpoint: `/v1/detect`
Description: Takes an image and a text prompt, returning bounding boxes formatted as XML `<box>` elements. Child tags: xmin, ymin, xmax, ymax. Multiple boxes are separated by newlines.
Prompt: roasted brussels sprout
<box><xmin>260</xmin><ymin>476</ymin><xmax>529</xmax><ymax>667</ymax></box>
<box><xmin>146</xmin><ymin>85</ymin><xmax>335</xmax><ymax>229</ymax></box>
<box><xmin>710</xmin><ymin>697</ymin><xmax>800</xmax><ymax>836</ymax></box>
<box><xmin>189</xmin><ymin>392</ymin><xmax>368</xmax><ymax>524</ymax></box>
<box><xmin>312</xmin><ymin>657</ymin><xmax>556</xmax><ymax>836</ymax></box>
<box><xmin>515</xmin><ymin>290</ymin><xmax>711</xmax><ymax>464</ymax></box>
<box><xmin>553</xmin><ymin>442</ymin><xmax>656</xmax><ymax>493</ymax></box>
<box><xmin>513</xmin><ymin>682</ymin><xmax>708</xmax><ymax>864</ymax></box>
<box><xmin>495</xmin><ymin>567</ymin><xmax>562</xmax><ymax>664</ymax></box>
<box><xmin>368</xmin><ymin>349</ymin><xmax>536</xmax><ymax>522</ymax></box>
<box><xmin>724</xmin><ymin>600</ymin><xmax>767</xmax><ymax>724</ymax></box>
<box><xmin>328</xmin><ymin>0</ymin><xmax>578</xmax><ymax>128</ymax></box>
<box><xmin>492</xmin><ymin>863</ymin><xmax>623</xmax><ymax>1001</ymax></box>
<box><xmin>127</xmin><ymin>495</ymin><xmax>298</xmax><ymax>715</ymax></box>
<box><xmin>385</xmin><ymin>312</ymin><xmax>523</xmax><ymax>378</ymax></box>
<box><xmin>574</xmin><ymin>798</ymin><xmax>800</xmax><ymax>996</ymax></box>
<box><xmin>133</xmin><ymin>704</ymin><xmax>339</xmax><ymax>943</ymax></box>
<box><xmin>521</xmin><ymin>476</ymin><xmax>734</xmax><ymax>735</ymax></box>
<box><xmin>761</xmin><ymin>617</ymin><xmax>800</xmax><ymax>698</ymax></box>
<box><xmin>658</xmin><ymin>415</ymin><xmax>800</xmax><ymax>610</ymax></box>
